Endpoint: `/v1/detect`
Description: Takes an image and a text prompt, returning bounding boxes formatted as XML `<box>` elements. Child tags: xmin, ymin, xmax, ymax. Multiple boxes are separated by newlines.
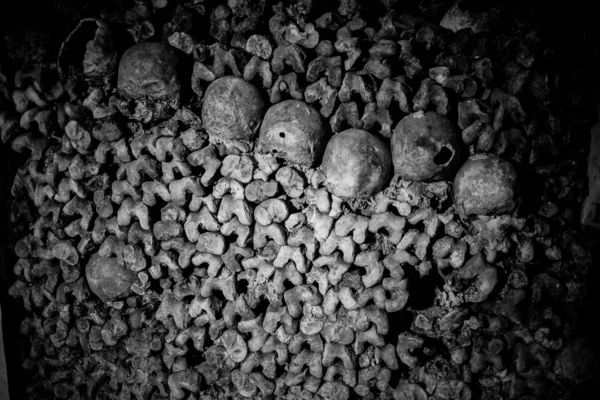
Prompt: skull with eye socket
<box><xmin>391</xmin><ymin>111</ymin><xmax>463</xmax><ymax>182</ymax></box>
<box><xmin>257</xmin><ymin>100</ymin><xmax>328</xmax><ymax>167</ymax></box>
<box><xmin>117</xmin><ymin>42</ymin><xmax>181</xmax><ymax>122</ymax></box>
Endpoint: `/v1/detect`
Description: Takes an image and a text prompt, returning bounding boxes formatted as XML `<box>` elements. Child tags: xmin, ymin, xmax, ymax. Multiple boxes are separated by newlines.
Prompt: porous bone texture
<box><xmin>258</xmin><ymin>99</ymin><xmax>327</xmax><ymax>166</ymax></box>
<box><xmin>321</xmin><ymin>128</ymin><xmax>392</xmax><ymax>199</ymax></box>
<box><xmin>201</xmin><ymin>76</ymin><xmax>264</xmax><ymax>141</ymax></box>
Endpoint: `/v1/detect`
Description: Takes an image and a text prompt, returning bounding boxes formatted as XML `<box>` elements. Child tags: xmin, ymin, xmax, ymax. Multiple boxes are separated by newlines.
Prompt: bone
<box><xmin>4</xmin><ymin>5</ymin><xmax>590</xmax><ymax>400</ymax></box>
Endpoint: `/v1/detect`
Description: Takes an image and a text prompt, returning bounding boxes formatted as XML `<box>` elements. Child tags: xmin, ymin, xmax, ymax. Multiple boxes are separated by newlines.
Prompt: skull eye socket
<box><xmin>433</xmin><ymin>146</ymin><xmax>453</xmax><ymax>165</ymax></box>
<box><xmin>279</xmin><ymin>132</ymin><xmax>286</xmax><ymax>138</ymax></box>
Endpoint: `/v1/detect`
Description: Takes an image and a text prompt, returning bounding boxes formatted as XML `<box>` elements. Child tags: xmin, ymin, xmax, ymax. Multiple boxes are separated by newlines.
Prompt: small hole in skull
<box><xmin>279</xmin><ymin>132</ymin><xmax>285</xmax><ymax>138</ymax></box>
<box><xmin>433</xmin><ymin>146</ymin><xmax>453</xmax><ymax>165</ymax></box>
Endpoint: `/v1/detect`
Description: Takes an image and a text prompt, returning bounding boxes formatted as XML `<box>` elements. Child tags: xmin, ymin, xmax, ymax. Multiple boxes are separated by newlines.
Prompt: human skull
<box><xmin>453</xmin><ymin>154</ymin><xmax>519</xmax><ymax>217</ymax></box>
<box><xmin>258</xmin><ymin>100</ymin><xmax>327</xmax><ymax>166</ymax></box>
<box><xmin>201</xmin><ymin>76</ymin><xmax>264</xmax><ymax>142</ymax></box>
<box><xmin>85</xmin><ymin>253</ymin><xmax>137</xmax><ymax>302</ymax></box>
<box><xmin>321</xmin><ymin>129</ymin><xmax>392</xmax><ymax>199</ymax></box>
<box><xmin>117</xmin><ymin>42</ymin><xmax>181</xmax><ymax>108</ymax></box>
<box><xmin>391</xmin><ymin>111</ymin><xmax>462</xmax><ymax>182</ymax></box>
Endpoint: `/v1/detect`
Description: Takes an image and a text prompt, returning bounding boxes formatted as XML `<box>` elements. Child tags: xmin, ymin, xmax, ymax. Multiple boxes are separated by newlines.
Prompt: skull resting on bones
<box><xmin>201</xmin><ymin>75</ymin><xmax>264</xmax><ymax>142</ymax></box>
<box><xmin>258</xmin><ymin>99</ymin><xmax>328</xmax><ymax>166</ymax></box>
<box><xmin>117</xmin><ymin>42</ymin><xmax>181</xmax><ymax>114</ymax></box>
<box><xmin>321</xmin><ymin>129</ymin><xmax>392</xmax><ymax>199</ymax></box>
<box><xmin>85</xmin><ymin>253</ymin><xmax>137</xmax><ymax>302</ymax></box>
<box><xmin>453</xmin><ymin>154</ymin><xmax>519</xmax><ymax>217</ymax></box>
<box><xmin>391</xmin><ymin>111</ymin><xmax>463</xmax><ymax>182</ymax></box>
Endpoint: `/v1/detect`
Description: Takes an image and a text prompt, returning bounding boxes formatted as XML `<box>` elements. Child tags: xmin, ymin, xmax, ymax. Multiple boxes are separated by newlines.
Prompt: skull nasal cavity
<box><xmin>279</xmin><ymin>132</ymin><xmax>286</xmax><ymax>138</ymax></box>
<box><xmin>433</xmin><ymin>146</ymin><xmax>453</xmax><ymax>165</ymax></box>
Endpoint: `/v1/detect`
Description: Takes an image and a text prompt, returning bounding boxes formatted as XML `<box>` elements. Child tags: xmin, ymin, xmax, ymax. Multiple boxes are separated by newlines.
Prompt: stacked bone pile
<box><xmin>1</xmin><ymin>0</ymin><xmax>598</xmax><ymax>399</ymax></box>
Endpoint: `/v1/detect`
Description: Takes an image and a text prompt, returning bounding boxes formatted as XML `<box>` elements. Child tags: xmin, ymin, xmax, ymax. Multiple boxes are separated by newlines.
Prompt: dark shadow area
<box><xmin>0</xmin><ymin>135</ymin><xmax>30</xmax><ymax>399</ymax></box>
